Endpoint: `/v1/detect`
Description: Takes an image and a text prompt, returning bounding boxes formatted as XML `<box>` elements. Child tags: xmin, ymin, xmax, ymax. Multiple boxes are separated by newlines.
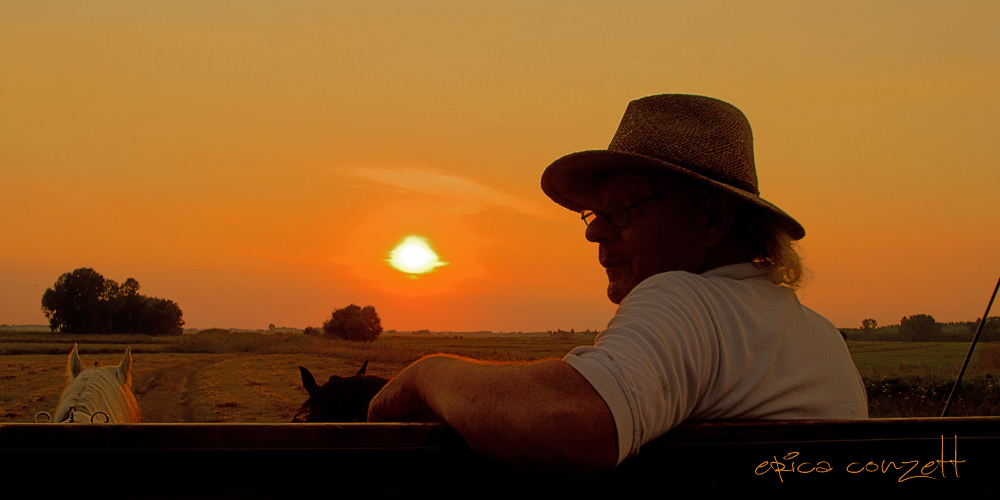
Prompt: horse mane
<box><xmin>54</xmin><ymin>344</ymin><xmax>141</xmax><ymax>423</ymax></box>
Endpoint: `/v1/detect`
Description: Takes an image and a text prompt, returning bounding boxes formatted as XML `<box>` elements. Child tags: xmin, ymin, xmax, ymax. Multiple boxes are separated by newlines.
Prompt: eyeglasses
<box><xmin>580</xmin><ymin>183</ymin><xmax>686</xmax><ymax>228</ymax></box>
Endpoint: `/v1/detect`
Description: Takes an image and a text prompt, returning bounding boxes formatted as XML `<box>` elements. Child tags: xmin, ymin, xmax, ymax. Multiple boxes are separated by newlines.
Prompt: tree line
<box><xmin>41</xmin><ymin>268</ymin><xmax>184</xmax><ymax>336</ymax></box>
<box><xmin>847</xmin><ymin>314</ymin><xmax>1000</xmax><ymax>342</ymax></box>
<box><xmin>40</xmin><ymin>268</ymin><xmax>383</xmax><ymax>342</ymax></box>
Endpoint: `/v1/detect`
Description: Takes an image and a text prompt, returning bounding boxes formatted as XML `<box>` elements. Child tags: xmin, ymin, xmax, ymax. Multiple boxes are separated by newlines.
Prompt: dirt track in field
<box><xmin>1</xmin><ymin>352</ymin><xmax>392</xmax><ymax>423</ymax></box>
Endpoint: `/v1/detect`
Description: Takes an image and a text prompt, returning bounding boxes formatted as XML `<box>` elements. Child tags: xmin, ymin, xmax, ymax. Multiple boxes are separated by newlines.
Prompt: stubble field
<box><xmin>1</xmin><ymin>330</ymin><xmax>998</xmax><ymax>423</ymax></box>
<box><xmin>0</xmin><ymin>330</ymin><xmax>595</xmax><ymax>423</ymax></box>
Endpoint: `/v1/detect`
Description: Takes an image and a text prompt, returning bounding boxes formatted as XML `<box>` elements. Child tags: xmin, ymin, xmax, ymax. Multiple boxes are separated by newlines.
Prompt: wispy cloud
<box><xmin>350</xmin><ymin>166</ymin><xmax>546</xmax><ymax>216</ymax></box>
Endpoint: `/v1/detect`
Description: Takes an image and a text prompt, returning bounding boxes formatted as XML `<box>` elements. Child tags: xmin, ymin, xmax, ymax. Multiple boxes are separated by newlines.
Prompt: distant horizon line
<box><xmin>0</xmin><ymin>324</ymin><xmax>601</xmax><ymax>335</ymax></box>
<box><xmin>4</xmin><ymin>318</ymin><xmax>998</xmax><ymax>335</ymax></box>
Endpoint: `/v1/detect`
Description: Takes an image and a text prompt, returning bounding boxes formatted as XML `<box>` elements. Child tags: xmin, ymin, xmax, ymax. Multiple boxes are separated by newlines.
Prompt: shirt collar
<box><xmin>700</xmin><ymin>262</ymin><xmax>770</xmax><ymax>281</ymax></box>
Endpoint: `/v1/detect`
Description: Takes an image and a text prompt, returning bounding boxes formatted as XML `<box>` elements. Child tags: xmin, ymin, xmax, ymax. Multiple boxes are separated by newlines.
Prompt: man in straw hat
<box><xmin>369</xmin><ymin>94</ymin><xmax>868</xmax><ymax>472</ymax></box>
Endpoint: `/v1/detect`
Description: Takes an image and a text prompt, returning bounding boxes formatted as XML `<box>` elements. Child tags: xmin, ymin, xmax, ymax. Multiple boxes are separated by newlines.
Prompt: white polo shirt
<box><xmin>564</xmin><ymin>263</ymin><xmax>868</xmax><ymax>464</ymax></box>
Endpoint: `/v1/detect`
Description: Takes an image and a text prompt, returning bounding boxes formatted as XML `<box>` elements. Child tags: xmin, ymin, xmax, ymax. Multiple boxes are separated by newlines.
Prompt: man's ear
<box><xmin>699</xmin><ymin>192</ymin><xmax>737</xmax><ymax>248</ymax></box>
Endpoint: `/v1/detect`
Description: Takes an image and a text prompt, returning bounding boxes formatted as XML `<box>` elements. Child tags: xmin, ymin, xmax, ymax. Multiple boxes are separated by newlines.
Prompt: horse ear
<box><xmin>68</xmin><ymin>343</ymin><xmax>84</xmax><ymax>379</ymax></box>
<box><xmin>357</xmin><ymin>361</ymin><xmax>369</xmax><ymax>376</ymax></box>
<box><xmin>300</xmin><ymin>366</ymin><xmax>320</xmax><ymax>397</ymax></box>
<box><xmin>117</xmin><ymin>347</ymin><xmax>132</xmax><ymax>384</ymax></box>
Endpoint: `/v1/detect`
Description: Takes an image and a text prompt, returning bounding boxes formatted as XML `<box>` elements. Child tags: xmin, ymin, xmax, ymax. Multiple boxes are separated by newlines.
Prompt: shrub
<box><xmin>322</xmin><ymin>304</ymin><xmax>383</xmax><ymax>342</ymax></box>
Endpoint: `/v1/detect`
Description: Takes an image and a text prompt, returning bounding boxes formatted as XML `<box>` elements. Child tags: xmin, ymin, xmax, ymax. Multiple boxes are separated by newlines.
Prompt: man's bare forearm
<box><xmin>368</xmin><ymin>354</ymin><xmax>617</xmax><ymax>473</ymax></box>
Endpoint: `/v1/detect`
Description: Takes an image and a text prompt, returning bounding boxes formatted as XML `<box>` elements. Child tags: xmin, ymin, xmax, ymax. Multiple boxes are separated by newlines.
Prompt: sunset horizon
<box><xmin>3</xmin><ymin>2</ymin><xmax>998</xmax><ymax>334</ymax></box>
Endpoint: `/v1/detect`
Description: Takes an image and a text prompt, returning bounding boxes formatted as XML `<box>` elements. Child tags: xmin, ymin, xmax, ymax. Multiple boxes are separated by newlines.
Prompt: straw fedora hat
<box><xmin>541</xmin><ymin>94</ymin><xmax>805</xmax><ymax>240</ymax></box>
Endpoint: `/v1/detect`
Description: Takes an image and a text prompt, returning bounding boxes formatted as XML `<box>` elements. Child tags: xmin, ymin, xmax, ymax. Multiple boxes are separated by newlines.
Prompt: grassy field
<box><xmin>1</xmin><ymin>330</ymin><xmax>996</xmax><ymax>423</ymax></box>
<box><xmin>848</xmin><ymin>340</ymin><xmax>1000</xmax><ymax>417</ymax></box>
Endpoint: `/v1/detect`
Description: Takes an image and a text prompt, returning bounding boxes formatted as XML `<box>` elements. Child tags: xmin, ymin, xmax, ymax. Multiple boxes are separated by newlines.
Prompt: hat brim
<box><xmin>541</xmin><ymin>149</ymin><xmax>806</xmax><ymax>240</ymax></box>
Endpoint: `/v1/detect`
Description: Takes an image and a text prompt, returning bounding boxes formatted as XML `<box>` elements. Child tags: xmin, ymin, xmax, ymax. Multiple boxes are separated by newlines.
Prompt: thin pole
<box><xmin>941</xmin><ymin>274</ymin><xmax>1000</xmax><ymax>417</ymax></box>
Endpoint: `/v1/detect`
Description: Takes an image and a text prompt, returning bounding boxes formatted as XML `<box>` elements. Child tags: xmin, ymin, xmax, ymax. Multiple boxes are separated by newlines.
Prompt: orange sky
<box><xmin>2</xmin><ymin>2</ymin><xmax>998</xmax><ymax>332</ymax></box>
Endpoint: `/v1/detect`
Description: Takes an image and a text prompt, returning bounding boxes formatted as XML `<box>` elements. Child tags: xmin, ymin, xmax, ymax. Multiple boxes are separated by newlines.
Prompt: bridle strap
<box><xmin>49</xmin><ymin>405</ymin><xmax>111</xmax><ymax>423</ymax></box>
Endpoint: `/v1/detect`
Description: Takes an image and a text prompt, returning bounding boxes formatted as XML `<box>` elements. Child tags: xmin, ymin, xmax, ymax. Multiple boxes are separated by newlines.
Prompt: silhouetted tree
<box><xmin>861</xmin><ymin>318</ymin><xmax>877</xmax><ymax>331</ymax></box>
<box><xmin>40</xmin><ymin>268</ymin><xmax>183</xmax><ymax>335</ymax></box>
<box><xmin>106</xmin><ymin>278</ymin><xmax>144</xmax><ymax>333</ymax></box>
<box><xmin>549</xmin><ymin>329</ymin><xmax>574</xmax><ymax>340</ymax></box>
<box><xmin>136</xmin><ymin>297</ymin><xmax>185</xmax><ymax>336</ymax></box>
<box><xmin>967</xmin><ymin>316</ymin><xmax>1000</xmax><ymax>342</ymax></box>
<box><xmin>41</xmin><ymin>268</ymin><xmax>109</xmax><ymax>333</ymax></box>
<box><xmin>900</xmin><ymin>314</ymin><xmax>941</xmax><ymax>342</ymax></box>
<box><xmin>323</xmin><ymin>304</ymin><xmax>382</xmax><ymax>342</ymax></box>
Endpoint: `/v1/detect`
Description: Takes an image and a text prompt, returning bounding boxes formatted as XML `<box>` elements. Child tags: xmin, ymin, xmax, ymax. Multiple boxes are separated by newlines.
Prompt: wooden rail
<box><xmin>3</xmin><ymin>417</ymin><xmax>999</xmax><ymax>498</ymax></box>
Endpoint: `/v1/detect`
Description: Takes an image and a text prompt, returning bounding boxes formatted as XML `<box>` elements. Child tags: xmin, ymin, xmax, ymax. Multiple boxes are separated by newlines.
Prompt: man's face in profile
<box><xmin>584</xmin><ymin>173</ymin><xmax>707</xmax><ymax>304</ymax></box>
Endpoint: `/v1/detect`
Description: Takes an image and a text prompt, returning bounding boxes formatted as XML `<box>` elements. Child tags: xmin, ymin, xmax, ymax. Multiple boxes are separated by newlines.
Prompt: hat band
<box><xmin>620</xmin><ymin>150</ymin><xmax>760</xmax><ymax>196</ymax></box>
<box><xmin>683</xmin><ymin>161</ymin><xmax>759</xmax><ymax>195</ymax></box>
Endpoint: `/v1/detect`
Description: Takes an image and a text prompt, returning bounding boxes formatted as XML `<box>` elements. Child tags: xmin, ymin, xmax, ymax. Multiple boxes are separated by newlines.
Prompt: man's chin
<box><xmin>606</xmin><ymin>282</ymin><xmax>631</xmax><ymax>305</ymax></box>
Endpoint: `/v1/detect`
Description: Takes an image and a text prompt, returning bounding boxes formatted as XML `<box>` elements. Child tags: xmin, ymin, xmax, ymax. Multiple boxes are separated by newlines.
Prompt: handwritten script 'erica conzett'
<box><xmin>755</xmin><ymin>435</ymin><xmax>965</xmax><ymax>483</ymax></box>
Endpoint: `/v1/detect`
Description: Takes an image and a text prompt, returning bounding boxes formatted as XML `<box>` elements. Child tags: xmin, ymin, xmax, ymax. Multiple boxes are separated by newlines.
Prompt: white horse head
<box><xmin>52</xmin><ymin>344</ymin><xmax>141</xmax><ymax>423</ymax></box>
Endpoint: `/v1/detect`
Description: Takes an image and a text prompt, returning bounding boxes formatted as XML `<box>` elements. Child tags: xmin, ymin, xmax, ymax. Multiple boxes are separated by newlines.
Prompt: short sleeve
<box><xmin>564</xmin><ymin>347</ymin><xmax>634</xmax><ymax>464</ymax></box>
<box><xmin>563</xmin><ymin>275</ymin><xmax>716</xmax><ymax>464</ymax></box>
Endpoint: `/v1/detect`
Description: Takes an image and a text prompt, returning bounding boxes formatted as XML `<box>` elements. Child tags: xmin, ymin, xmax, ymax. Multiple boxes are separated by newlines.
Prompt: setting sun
<box><xmin>1</xmin><ymin>3</ymin><xmax>997</xmax><ymax>334</ymax></box>
<box><xmin>388</xmin><ymin>236</ymin><xmax>448</xmax><ymax>275</ymax></box>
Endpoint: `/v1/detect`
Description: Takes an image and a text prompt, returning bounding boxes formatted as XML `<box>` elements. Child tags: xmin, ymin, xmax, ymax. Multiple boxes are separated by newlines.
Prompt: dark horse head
<box><xmin>293</xmin><ymin>361</ymin><xmax>389</xmax><ymax>422</ymax></box>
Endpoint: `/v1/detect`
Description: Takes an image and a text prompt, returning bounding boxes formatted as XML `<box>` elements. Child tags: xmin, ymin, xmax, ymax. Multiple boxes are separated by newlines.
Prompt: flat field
<box><xmin>1</xmin><ymin>331</ymin><xmax>997</xmax><ymax>422</ymax></box>
<box><xmin>848</xmin><ymin>340</ymin><xmax>1000</xmax><ymax>417</ymax></box>
<box><xmin>0</xmin><ymin>331</ymin><xmax>596</xmax><ymax>423</ymax></box>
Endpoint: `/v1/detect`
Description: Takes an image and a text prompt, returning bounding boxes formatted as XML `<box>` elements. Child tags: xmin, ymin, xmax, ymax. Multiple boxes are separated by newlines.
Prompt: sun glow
<box><xmin>388</xmin><ymin>236</ymin><xmax>448</xmax><ymax>275</ymax></box>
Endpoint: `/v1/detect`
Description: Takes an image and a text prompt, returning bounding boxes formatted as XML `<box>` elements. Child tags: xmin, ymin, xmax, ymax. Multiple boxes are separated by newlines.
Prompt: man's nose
<box><xmin>585</xmin><ymin>215</ymin><xmax>614</xmax><ymax>243</ymax></box>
